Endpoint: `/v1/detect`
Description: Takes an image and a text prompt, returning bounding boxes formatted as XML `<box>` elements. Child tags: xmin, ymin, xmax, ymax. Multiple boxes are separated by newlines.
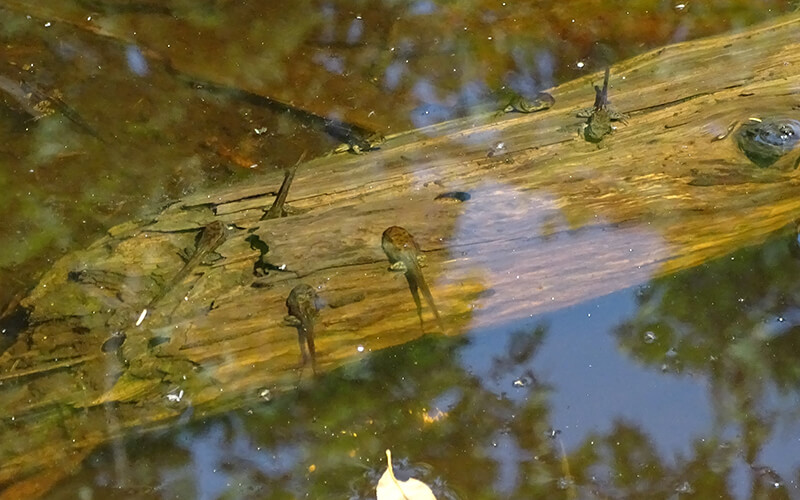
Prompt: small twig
<box><xmin>262</xmin><ymin>150</ymin><xmax>308</xmax><ymax>220</ymax></box>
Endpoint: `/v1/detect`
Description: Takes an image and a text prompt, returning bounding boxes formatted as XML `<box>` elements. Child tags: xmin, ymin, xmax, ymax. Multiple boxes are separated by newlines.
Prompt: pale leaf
<box><xmin>376</xmin><ymin>449</ymin><xmax>437</xmax><ymax>500</ymax></box>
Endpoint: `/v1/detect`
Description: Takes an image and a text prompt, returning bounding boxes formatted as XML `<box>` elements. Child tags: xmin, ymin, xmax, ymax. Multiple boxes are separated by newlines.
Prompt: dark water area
<box><xmin>2</xmin><ymin>1</ymin><xmax>800</xmax><ymax>498</ymax></box>
<box><xmin>48</xmin><ymin>226</ymin><xmax>800</xmax><ymax>498</ymax></box>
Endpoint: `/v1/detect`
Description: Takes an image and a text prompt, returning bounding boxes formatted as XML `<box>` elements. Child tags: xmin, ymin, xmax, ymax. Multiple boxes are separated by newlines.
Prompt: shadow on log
<box><xmin>4</xmin><ymin>13</ymin><xmax>800</xmax><ymax>497</ymax></box>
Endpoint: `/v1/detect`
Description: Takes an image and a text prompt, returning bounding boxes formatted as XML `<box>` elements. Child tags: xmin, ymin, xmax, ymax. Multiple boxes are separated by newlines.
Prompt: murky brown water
<box><xmin>0</xmin><ymin>0</ymin><xmax>793</xmax><ymax>314</ymax></box>
<box><xmin>2</xmin><ymin>0</ymin><xmax>800</xmax><ymax>498</ymax></box>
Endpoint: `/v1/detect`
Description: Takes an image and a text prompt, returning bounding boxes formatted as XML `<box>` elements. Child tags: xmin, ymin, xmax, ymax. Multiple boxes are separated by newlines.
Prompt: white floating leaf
<box><xmin>376</xmin><ymin>449</ymin><xmax>437</xmax><ymax>500</ymax></box>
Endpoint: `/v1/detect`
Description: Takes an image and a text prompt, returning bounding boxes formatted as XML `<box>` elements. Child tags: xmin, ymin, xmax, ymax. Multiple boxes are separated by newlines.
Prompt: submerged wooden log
<box><xmin>4</xmin><ymin>12</ymin><xmax>800</xmax><ymax>496</ymax></box>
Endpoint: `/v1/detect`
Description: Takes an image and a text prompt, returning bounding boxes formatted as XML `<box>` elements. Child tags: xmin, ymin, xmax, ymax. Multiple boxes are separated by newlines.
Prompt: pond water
<box><xmin>0</xmin><ymin>0</ymin><xmax>793</xmax><ymax>313</ymax></box>
<box><xmin>2</xmin><ymin>1</ymin><xmax>800</xmax><ymax>499</ymax></box>
<box><xmin>47</xmin><ymin>226</ymin><xmax>800</xmax><ymax>498</ymax></box>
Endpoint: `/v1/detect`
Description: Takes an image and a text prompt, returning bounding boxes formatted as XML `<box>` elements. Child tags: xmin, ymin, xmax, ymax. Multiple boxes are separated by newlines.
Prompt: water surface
<box><xmin>1</xmin><ymin>1</ymin><xmax>799</xmax><ymax>498</ymax></box>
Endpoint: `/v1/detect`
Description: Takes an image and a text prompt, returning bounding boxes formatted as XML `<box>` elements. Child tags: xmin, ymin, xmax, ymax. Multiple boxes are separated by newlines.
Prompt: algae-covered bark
<box><xmin>4</xmin><ymin>13</ymin><xmax>800</xmax><ymax>497</ymax></box>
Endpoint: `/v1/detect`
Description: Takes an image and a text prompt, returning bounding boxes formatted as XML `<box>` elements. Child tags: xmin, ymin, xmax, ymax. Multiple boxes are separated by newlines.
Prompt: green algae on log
<box><xmin>5</xmin><ymin>13</ymin><xmax>800</xmax><ymax>498</ymax></box>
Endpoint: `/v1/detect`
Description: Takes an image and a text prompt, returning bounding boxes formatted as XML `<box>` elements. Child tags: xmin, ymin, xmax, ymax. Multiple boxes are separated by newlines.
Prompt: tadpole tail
<box><xmin>406</xmin><ymin>276</ymin><xmax>425</xmax><ymax>331</ymax></box>
<box><xmin>304</xmin><ymin>322</ymin><xmax>317</xmax><ymax>373</ymax></box>
<box><xmin>405</xmin><ymin>256</ymin><xmax>445</xmax><ymax>334</ymax></box>
<box><xmin>144</xmin><ymin>251</ymin><xmax>204</xmax><ymax>310</ymax></box>
<box><xmin>296</xmin><ymin>329</ymin><xmax>309</xmax><ymax>364</ymax></box>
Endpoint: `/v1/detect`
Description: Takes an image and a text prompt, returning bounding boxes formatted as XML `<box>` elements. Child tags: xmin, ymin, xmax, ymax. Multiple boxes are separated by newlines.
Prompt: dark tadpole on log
<box><xmin>735</xmin><ymin>118</ymin><xmax>800</xmax><ymax>168</ymax></box>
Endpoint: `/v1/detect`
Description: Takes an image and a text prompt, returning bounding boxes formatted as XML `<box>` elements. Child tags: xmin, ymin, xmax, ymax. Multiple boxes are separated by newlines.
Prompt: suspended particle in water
<box><xmin>675</xmin><ymin>481</ymin><xmax>694</xmax><ymax>494</ymax></box>
<box><xmin>557</xmin><ymin>477</ymin><xmax>575</xmax><ymax>490</ymax></box>
<box><xmin>512</xmin><ymin>376</ymin><xmax>532</xmax><ymax>388</ymax></box>
<box><xmin>643</xmin><ymin>331</ymin><xmax>656</xmax><ymax>344</ymax></box>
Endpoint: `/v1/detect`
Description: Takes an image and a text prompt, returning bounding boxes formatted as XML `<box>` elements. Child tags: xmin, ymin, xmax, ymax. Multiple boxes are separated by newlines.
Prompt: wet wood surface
<box><xmin>4</xmin><ymin>13</ymin><xmax>800</xmax><ymax>497</ymax></box>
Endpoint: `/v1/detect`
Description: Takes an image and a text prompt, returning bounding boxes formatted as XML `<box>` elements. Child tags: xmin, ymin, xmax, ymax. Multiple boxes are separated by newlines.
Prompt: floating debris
<box><xmin>434</xmin><ymin>191</ymin><xmax>471</xmax><ymax>203</ymax></box>
<box><xmin>376</xmin><ymin>449</ymin><xmax>436</xmax><ymax>500</ymax></box>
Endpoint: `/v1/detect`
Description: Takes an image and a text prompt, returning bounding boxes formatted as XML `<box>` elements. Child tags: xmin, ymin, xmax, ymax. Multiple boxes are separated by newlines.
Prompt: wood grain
<box><xmin>3</xmin><ymin>12</ymin><xmax>800</xmax><ymax>494</ymax></box>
